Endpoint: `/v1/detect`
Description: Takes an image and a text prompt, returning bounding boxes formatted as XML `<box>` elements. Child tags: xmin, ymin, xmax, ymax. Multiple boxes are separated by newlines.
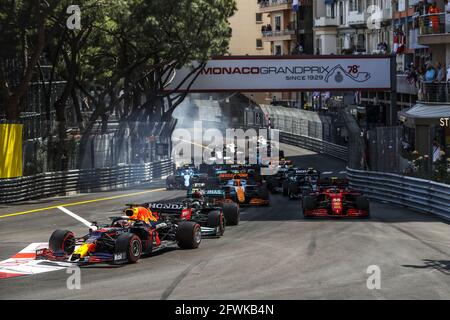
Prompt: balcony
<box><xmin>262</xmin><ymin>29</ymin><xmax>296</xmax><ymax>41</ymax></box>
<box><xmin>382</xmin><ymin>8</ymin><xmax>392</xmax><ymax>21</ymax></box>
<box><xmin>258</xmin><ymin>0</ymin><xmax>292</xmax><ymax>13</ymax></box>
<box><xmin>347</xmin><ymin>11</ymin><xmax>367</xmax><ymax>26</ymax></box>
<box><xmin>417</xmin><ymin>13</ymin><xmax>450</xmax><ymax>45</ymax></box>
<box><xmin>314</xmin><ymin>16</ymin><xmax>338</xmax><ymax>27</ymax></box>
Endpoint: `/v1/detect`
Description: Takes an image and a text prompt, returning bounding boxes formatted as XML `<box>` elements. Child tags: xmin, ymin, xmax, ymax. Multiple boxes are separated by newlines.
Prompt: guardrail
<box><xmin>280</xmin><ymin>132</ymin><xmax>348</xmax><ymax>161</ymax></box>
<box><xmin>346</xmin><ymin>167</ymin><xmax>450</xmax><ymax>219</ymax></box>
<box><xmin>0</xmin><ymin>159</ymin><xmax>174</xmax><ymax>203</ymax></box>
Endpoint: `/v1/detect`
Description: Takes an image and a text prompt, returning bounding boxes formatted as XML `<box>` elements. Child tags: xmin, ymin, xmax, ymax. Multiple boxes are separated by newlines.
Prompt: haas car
<box><xmin>36</xmin><ymin>205</ymin><xmax>201</xmax><ymax>265</ymax></box>
<box><xmin>302</xmin><ymin>178</ymin><xmax>370</xmax><ymax>218</ymax></box>
<box><xmin>166</xmin><ymin>165</ymin><xmax>208</xmax><ymax>190</ymax></box>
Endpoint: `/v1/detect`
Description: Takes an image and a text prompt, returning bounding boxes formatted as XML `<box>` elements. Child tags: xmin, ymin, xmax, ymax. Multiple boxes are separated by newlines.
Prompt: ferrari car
<box><xmin>36</xmin><ymin>205</ymin><xmax>201</xmax><ymax>265</ymax></box>
<box><xmin>166</xmin><ymin>165</ymin><xmax>209</xmax><ymax>190</ymax></box>
<box><xmin>302</xmin><ymin>178</ymin><xmax>370</xmax><ymax>218</ymax></box>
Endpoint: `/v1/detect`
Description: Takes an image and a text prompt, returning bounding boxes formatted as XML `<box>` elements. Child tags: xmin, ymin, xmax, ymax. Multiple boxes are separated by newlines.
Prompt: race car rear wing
<box><xmin>148</xmin><ymin>202</ymin><xmax>184</xmax><ymax>215</ymax></box>
<box><xmin>187</xmin><ymin>189</ymin><xmax>225</xmax><ymax>198</ymax></box>
<box><xmin>317</xmin><ymin>177</ymin><xmax>349</xmax><ymax>189</ymax></box>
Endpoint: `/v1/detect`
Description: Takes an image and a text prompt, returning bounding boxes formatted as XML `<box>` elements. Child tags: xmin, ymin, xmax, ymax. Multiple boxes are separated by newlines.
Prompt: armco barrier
<box><xmin>279</xmin><ymin>132</ymin><xmax>348</xmax><ymax>161</ymax></box>
<box><xmin>346</xmin><ymin>167</ymin><xmax>450</xmax><ymax>219</ymax></box>
<box><xmin>0</xmin><ymin>159</ymin><xmax>174</xmax><ymax>203</ymax></box>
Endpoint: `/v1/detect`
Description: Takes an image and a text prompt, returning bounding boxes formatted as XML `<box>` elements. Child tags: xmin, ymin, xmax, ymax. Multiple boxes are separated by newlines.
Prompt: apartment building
<box><xmin>229</xmin><ymin>0</ymin><xmax>271</xmax><ymax>55</ymax></box>
<box><xmin>257</xmin><ymin>0</ymin><xmax>314</xmax><ymax>105</ymax></box>
<box><xmin>313</xmin><ymin>0</ymin><xmax>392</xmax><ymax>55</ymax></box>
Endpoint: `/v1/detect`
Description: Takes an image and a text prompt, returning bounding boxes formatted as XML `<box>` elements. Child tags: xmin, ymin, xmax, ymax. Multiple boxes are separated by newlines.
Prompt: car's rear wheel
<box><xmin>355</xmin><ymin>196</ymin><xmax>370</xmax><ymax>210</ymax></box>
<box><xmin>49</xmin><ymin>230</ymin><xmax>75</xmax><ymax>254</ymax></box>
<box><xmin>222</xmin><ymin>202</ymin><xmax>240</xmax><ymax>226</ymax></box>
<box><xmin>303</xmin><ymin>195</ymin><xmax>317</xmax><ymax>211</ymax></box>
<box><xmin>166</xmin><ymin>175</ymin><xmax>176</xmax><ymax>190</ymax></box>
<box><xmin>288</xmin><ymin>183</ymin><xmax>299</xmax><ymax>200</ymax></box>
<box><xmin>114</xmin><ymin>233</ymin><xmax>142</xmax><ymax>263</ymax></box>
<box><xmin>176</xmin><ymin>221</ymin><xmax>201</xmax><ymax>249</ymax></box>
<box><xmin>259</xmin><ymin>184</ymin><xmax>270</xmax><ymax>200</ymax></box>
<box><xmin>282</xmin><ymin>181</ymin><xmax>289</xmax><ymax>196</ymax></box>
<box><xmin>207</xmin><ymin>210</ymin><xmax>225</xmax><ymax>236</ymax></box>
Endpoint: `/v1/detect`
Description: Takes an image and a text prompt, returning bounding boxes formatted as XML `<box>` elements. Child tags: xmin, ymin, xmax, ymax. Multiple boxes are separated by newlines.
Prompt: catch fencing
<box><xmin>346</xmin><ymin>167</ymin><xmax>450</xmax><ymax>219</ymax></box>
<box><xmin>0</xmin><ymin>159</ymin><xmax>174</xmax><ymax>203</ymax></box>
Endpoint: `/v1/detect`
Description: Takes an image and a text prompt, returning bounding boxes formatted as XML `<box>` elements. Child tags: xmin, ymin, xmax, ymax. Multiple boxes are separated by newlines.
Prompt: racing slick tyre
<box><xmin>282</xmin><ymin>181</ymin><xmax>289</xmax><ymax>196</ymax></box>
<box><xmin>258</xmin><ymin>185</ymin><xmax>270</xmax><ymax>205</ymax></box>
<box><xmin>302</xmin><ymin>195</ymin><xmax>317</xmax><ymax>218</ymax></box>
<box><xmin>49</xmin><ymin>230</ymin><xmax>75</xmax><ymax>254</ymax></box>
<box><xmin>114</xmin><ymin>233</ymin><xmax>142</xmax><ymax>263</ymax></box>
<box><xmin>207</xmin><ymin>210</ymin><xmax>225</xmax><ymax>236</ymax></box>
<box><xmin>166</xmin><ymin>175</ymin><xmax>176</xmax><ymax>190</ymax></box>
<box><xmin>265</xmin><ymin>177</ymin><xmax>275</xmax><ymax>192</ymax></box>
<box><xmin>176</xmin><ymin>221</ymin><xmax>202</xmax><ymax>249</ymax></box>
<box><xmin>355</xmin><ymin>196</ymin><xmax>370</xmax><ymax>210</ymax></box>
<box><xmin>288</xmin><ymin>183</ymin><xmax>299</xmax><ymax>200</ymax></box>
<box><xmin>222</xmin><ymin>202</ymin><xmax>240</xmax><ymax>226</ymax></box>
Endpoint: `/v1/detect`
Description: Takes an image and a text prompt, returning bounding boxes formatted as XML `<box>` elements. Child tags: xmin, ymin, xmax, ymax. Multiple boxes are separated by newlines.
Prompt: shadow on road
<box><xmin>402</xmin><ymin>259</ymin><xmax>450</xmax><ymax>275</ymax></box>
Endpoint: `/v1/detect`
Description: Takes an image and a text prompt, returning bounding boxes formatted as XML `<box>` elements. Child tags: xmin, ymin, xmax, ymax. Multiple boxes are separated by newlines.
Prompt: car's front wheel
<box><xmin>114</xmin><ymin>233</ymin><xmax>142</xmax><ymax>263</ymax></box>
<box><xmin>176</xmin><ymin>221</ymin><xmax>201</xmax><ymax>249</ymax></box>
<box><xmin>49</xmin><ymin>229</ymin><xmax>75</xmax><ymax>255</ymax></box>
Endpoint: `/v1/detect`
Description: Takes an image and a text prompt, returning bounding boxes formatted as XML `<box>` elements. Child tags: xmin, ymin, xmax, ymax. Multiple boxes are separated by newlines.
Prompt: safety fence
<box><xmin>0</xmin><ymin>159</ymin><xmax>174</xmax><ymax>203</ymax></box>
<box><xmin>280</xmin><ymin>132</ymin><xmax>348</xmax><ymax>161</ymax></box>
<box><xmin>346</xmin><ymin>167</ymin><xmax>450</xmax><ymax>219</ymax></box>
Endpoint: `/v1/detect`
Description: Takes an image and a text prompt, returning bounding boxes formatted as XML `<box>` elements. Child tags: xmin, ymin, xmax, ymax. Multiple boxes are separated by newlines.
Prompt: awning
<box><xmin>400</xmin><ymin>104</ymin><xmax>450</xmax><ymax>119</ymax></box>
<box><xmin>399</xmin><ymin>103</ymin><xmax>450</xmax><ymax>126</ymax></box>
<box><xmin>325</xmin><ymin>0</ymin><xmax>335</xmax><ymax>4</ymax></box>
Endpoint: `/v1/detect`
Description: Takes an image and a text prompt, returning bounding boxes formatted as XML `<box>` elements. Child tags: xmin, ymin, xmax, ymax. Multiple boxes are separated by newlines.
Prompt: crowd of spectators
<box><xmin>405</xmin><ymin>60</ymin><xmax>450</xmax><ymax>102</ymax></box>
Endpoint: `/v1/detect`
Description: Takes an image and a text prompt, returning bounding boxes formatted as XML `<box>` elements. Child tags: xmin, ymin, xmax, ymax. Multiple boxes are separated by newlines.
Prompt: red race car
<box><xmin>302</xmin><ymin>178</ymin><xmax>370</xmax><ymax>218</ymax></box>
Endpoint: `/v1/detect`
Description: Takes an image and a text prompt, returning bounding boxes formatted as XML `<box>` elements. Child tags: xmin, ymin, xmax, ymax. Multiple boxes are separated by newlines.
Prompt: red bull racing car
<box><xmin>302</xmin><ymin>178</ymin><xmax>370</xmax><ymax>218</ymax></box>
<box><xmin>36</xmin><ymin>205</ymin><xmax>201</xmax><ymax>265</ymax></box>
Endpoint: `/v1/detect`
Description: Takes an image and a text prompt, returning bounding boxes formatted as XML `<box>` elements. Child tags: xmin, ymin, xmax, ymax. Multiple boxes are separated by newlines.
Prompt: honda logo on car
<box><xmin>165</xmin><ymin>56</ymin><xmax>391</xmax><ymax>92</ymax></box>
<box><xmin>149</xmin><ymin>203</ymin><xmax>183</xmax><ymax>210</ymax></box>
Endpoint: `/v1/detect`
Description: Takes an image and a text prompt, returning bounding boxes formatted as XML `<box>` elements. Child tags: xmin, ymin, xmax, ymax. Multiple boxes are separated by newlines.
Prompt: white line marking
<box><xmin>322</xmin><ymin>171</ymin><xmax>333</xmax><ymax>175</ymax></box>
<box><xmin>57</xmin><ymin>206</ymin><xmax>97</xmax><ymax>230</ymax></box>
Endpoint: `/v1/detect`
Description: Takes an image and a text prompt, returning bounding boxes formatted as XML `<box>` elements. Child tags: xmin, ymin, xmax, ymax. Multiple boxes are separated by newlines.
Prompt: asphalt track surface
<box><xmin>1</xmin><ymin>143</ymin><xmax>450</xmax><ymax>299</ymax></box>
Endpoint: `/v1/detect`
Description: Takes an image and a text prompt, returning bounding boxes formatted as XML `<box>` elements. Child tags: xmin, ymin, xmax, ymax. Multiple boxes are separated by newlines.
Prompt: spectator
<box><xmin>424</xmin><ymin>62</ymin><xmax>437</xmax><ymax>101</ymax></box>
<box><xmin>428</xmin><ymin>1</ymin><xmax>441</xmax><ymax>33</ymax></box>
<box><xmin>435</xmin><ymin>62</ymin><xmax>445</xmax><ymax>101</ymax></box>
<box><xmin>433</xmin><ymin>141</ymin><xmax>443</xmax><ymax>163</ymax></box>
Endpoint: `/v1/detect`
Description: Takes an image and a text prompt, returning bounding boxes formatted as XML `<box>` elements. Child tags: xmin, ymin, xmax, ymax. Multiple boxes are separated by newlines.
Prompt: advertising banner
<box><xmin>0</xmin><ymin>124</ymin><xmax>23</xmax><ymax>178</ymax></box>
<box><xmin>164</xmin><ymin>56</ymin><xmax>392</xmax><ymax>92</ymax></box>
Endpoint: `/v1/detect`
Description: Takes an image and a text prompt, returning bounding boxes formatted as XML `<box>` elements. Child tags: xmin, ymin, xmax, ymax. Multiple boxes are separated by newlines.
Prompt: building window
<box><xmin>256</xmin><ymin>39</ymin><xmax>263</xmax><ymax>49</ymax></box>
<box><xmin>275</xmin><ymin>45</ymin><xmax>282</xmax><ymax>55</ymax></box>
<box><xmin>256</xmin><ymin>13</ymin><xmax>263</xmax><ymax>23</ymax></box>
<box><xmin>275</xmin><ymin>15</ymin><xmax>281</xmax><ymax>31</ymax></box>
<box><xmin>326</xmin><ymin>4</ymin><xmax>336</xmax><ymax>18</ymax></box>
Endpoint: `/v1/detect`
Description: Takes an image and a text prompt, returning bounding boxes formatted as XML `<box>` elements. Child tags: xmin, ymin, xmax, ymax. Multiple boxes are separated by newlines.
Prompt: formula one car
<box><xmin>187</xmin><ymin>183</ymin><xmax>240</xmax><ymax>225</ymax></box>
<box><xmin>286</xmin><ymin>168</ymin><xmax>321</xmax><ymax>200</ymax></box>
<box><xmin>222</xmin><ymin>176</ymin><xmax>270</xmax><ymax>206</ymax></box>
<box><xmin>149</xmin><ymin>198</ymin><xmax>235</xmax><ymax>236</ymax></box>
<box><xmin>302</xmin><ymin>178</ymin><xmax>370</xmax><ymax>218</ymax></box>
<box><xmin>166</xmin><ymin>165</ymin><xmax>209</xmax><ymax>190</ymax></box>
<box><xmin>265</xmin><ymin>165</ymin><xmax>297</xmax><ymax>195</ymax></box>
<box><xmin>36</xmin><ymin>205</ymin><xmax>201</xmax><ymax>265</ymax></box>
